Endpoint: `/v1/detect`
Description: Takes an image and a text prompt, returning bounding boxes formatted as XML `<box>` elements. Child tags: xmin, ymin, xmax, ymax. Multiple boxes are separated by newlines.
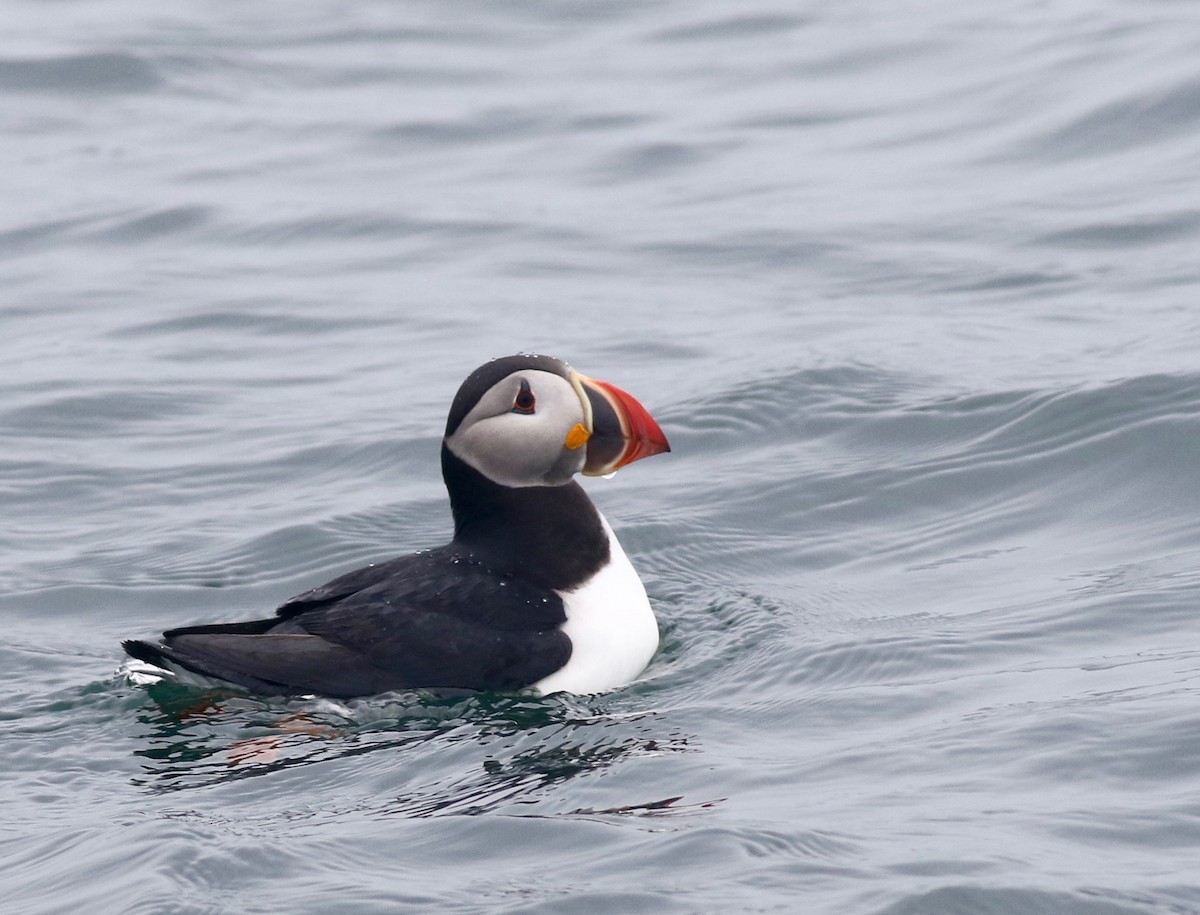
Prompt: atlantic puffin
<box><xmin>123</xmin><ymin>354</ymin><xmax>670</xmax><ymax>698</ymax></box>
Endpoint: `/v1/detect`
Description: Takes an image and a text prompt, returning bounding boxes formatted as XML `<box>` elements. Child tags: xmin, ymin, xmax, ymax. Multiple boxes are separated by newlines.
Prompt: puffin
<box><xmin>123</xmin><ymin>354</ymin><xmax>670</xmax><ymax>698</ymax></box>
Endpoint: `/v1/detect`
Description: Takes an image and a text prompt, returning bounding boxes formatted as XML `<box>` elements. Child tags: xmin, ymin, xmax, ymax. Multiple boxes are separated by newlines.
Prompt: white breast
<box><xmin>532</xmin><ymin>512</ymin><xmax>659</xmax><ymax>696</ymax></box>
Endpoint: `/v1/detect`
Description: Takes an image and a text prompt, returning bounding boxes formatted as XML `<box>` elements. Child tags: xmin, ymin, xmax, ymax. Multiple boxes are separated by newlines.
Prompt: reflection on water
<box><xmin>131</xmin><ymin>682</ymin><xmax>699</xmax><ymax>818</ymax></box>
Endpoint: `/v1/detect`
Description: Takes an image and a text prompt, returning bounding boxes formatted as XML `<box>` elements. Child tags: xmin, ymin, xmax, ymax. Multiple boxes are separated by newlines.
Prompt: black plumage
<box><xmin>122</xmin><ymin>451</ymin><xmax>596</xmax><ymax>697</ymax></box>
<box><xmin>125</xmin><ymin>542</ymin><xmax>572</xmax><ymax>696</ymax></box>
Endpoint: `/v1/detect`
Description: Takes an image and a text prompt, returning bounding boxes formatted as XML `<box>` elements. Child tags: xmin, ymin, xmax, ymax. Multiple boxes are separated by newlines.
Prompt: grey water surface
<box><xmin>4</xmin><ymin>1</ymin><xmax>1200</xmax><ymax>913</ymax></box>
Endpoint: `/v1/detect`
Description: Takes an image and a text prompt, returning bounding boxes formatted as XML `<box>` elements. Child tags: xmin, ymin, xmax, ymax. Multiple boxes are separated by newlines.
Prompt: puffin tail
<box><xmin>122</xmin><ymin>638</ymin><xmax>172</xmax><ymax>669</ymax></box>
<box><xmin>120</xmin><ymin>634</ymin><xmax>287</xmax><ymax>694</ymax></box>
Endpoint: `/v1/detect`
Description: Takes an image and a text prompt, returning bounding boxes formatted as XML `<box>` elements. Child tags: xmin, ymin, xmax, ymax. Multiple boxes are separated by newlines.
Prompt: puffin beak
<box><xmin>569</xmin><ymin>372</ymin><xmax>671</xmax><ymax>476</ymax></box>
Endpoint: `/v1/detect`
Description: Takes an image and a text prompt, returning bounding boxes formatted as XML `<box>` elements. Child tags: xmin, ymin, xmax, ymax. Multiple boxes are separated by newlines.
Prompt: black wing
<box><xmin>124</xmin><ymin>545</ymin><xmax>571</xmax><ymax>697</ymax></box>
<box><xmin>273</xmin><ymin>554</ymin><xmax>418</xmax><ymax>617</ymax></box>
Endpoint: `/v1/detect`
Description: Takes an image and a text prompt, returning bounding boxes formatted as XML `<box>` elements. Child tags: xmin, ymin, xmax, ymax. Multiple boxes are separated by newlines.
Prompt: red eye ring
<box><xmin>511</xmin><ymin>379</ymin><xmax>536</xmax><ymax>414</ymax></box>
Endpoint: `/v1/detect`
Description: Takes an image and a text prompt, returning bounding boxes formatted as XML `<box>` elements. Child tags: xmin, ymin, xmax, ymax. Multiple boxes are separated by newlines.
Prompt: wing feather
<box><xmin>127</xmin><ymin>545</ymin><xmax>573</xmax><ymax>696</ymax></box>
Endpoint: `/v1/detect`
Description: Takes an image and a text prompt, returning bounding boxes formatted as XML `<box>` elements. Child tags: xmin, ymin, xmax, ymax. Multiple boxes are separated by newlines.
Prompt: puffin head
<box><xmin>443</xmin><ymin>354</ymin><xmax>670</xmax><ymax>488</ymax></box>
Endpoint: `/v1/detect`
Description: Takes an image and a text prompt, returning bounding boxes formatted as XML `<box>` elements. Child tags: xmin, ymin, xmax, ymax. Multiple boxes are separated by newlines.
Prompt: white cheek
<box><xmin>446</xmin><ymin>373</ymin><xmax>587</xmax><ymax>488</ymax></box>
<box><xmin>447</xmin><ymin>413</ymin><xmax>568</xmax><ymax>487</ymax></box>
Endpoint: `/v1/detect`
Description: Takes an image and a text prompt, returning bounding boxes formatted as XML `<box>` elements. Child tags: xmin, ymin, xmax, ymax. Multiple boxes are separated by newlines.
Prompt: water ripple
<box><xmin>0</xmin><ymin>52</ymin><xmax>163</xmax><ymax>94</ymax></box>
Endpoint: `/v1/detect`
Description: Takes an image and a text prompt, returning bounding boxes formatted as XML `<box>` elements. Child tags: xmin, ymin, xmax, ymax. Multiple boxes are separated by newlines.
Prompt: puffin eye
<box><xmin>511</xmin><ymin>379</ymin><xmax>536</xmax><ymax>415</ymax></box>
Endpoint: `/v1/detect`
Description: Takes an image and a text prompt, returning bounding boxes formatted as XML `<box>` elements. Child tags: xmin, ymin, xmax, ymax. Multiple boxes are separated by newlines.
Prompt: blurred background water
<box><xmin>4</xmin><ymin>1</ymin><xmax>1200</xmax><ymax>912</ymax></box>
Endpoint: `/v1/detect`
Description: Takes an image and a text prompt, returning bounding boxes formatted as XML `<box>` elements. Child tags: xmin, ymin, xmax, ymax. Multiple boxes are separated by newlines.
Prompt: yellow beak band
<box><xmin>564</xmin><ymin>422</ymin><xmax>591</xmax><ymax>450</ymax></box>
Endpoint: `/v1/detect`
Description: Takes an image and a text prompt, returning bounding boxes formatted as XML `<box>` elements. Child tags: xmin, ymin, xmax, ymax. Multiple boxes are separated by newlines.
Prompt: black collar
<box><xmin>441</xmin><ymin>444</ymin><xmax>610</xmax><ymax>591</ymax></box>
